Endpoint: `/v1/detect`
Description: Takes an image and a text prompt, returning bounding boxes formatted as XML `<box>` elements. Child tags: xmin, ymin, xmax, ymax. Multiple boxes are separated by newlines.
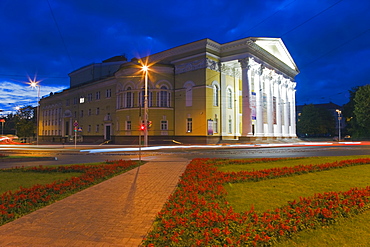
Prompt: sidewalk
<box><xmin>0</xmin><ymin>156</ymin><xmax>190</xmax><ymax>247</ymax></box>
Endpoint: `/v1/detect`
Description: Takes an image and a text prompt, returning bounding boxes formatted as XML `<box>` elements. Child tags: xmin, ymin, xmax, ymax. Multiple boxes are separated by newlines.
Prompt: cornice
<box><xmin>220</xmin><ymin>38</ymin><xmax>299</xmax><ymax>79</ymax></box>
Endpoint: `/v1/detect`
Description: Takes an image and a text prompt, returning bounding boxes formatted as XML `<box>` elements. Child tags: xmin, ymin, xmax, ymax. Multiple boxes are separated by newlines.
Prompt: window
<box><xmin>96</xmin><ymin>124</ymin><xmax>100</xmax><ymax>133</ymax></box>
<box><xmin>66</xmin><ymin>99</ymin><xmax>70</xmax><ymax>106</ymax></box>
<box><xmin>96</xmin><ymin>107</ymin><xmax>100</xmax><ymax>115</ymax></box>
<box><xmin>213</xmin><ymin>84</ymin><xmax>219</xmax><ymax>106</ymax></box>
<box><xmin>186</xmin><ymin>118</ymin><xmax>192</xmax><ymax>133</ymax></box>
<box><xmin>227</xmin><ymin>88</ymin><xmax>233</xmax><ymax>109</ymax></box>
<box><xmin>139</xmin><ymin>90</ymin><xmax>152</xmax><ymax>107</ymax></box>
<box><xmin>161</xmin><ymin>120</ymin><xmax>168</xmax><ymax>130</ymax></box>
<box><xmin>96</xmin><ymin>91</ymin><xmax>101</xmax><ymax>100</ymax></box>
<box><xmin>73</xmin><ymin>97</ymin><xmax>78</xmax><ymax>105</ymax></box>
<box><xmin>106</xmin><ymin>89</ymin><xmax>112</xmax><ymax>98</ymax></box>
<box><xmin>125</xmin><ymin>87</ymin><xmax>133</xmax><ymax>108</ymax></box>
<box><xmin>228</xmin><ymin>116</ymin><xmax>232</xmax><ymax>133</ymax></box>
<box><xmin>88</xmin><ymin>109</ymin><xmax>91</xmax><ymax>116</ymax></box>
<box><xmin>158</xmin><ymin>86</ymin><xmax>169</xmax><ymax>107</ymax></box>
<box><xmin>214</xmin><ymin>118</ymin><xmax>218</xmax><ymax>134</ymax></box>
<box><xmin>126</xmin><ymin>121</ymin><xmax>132</xmax><ymax>130</ymax></box>
<box><xmin>80</xmin><ymin>110</ymin><xmax>83</xmax><ymax>117</ymax></box>
<box><xmin>88</xmin><ymin>125</ymin><xmax>91</xmax><ymax>132</ymax></box>
<box><xmin>87</xmin><ymin>93</ymin><xmax>93</xmax><ymax>102</ymax></box>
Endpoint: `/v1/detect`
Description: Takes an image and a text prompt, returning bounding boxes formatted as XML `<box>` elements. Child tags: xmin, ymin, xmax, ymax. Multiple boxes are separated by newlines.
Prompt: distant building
<box><xmin>39</xmin><ymin>37</ymin><xmax>299</xmax><ymax>144</ymax></box>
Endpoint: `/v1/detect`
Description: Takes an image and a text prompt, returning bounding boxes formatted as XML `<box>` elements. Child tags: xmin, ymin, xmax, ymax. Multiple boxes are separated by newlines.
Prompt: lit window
<box><xmin>186</xmin><ymin>118</ymin><xmax>192</xmax><ymax>133</ymax></box>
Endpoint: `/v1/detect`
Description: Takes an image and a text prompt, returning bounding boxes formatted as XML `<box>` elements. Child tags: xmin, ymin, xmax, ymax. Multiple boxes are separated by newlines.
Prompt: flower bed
<box><xmin>0</xmin><ymin>160</ymin><xmax>139</xmax><ymax>225</ymax></box>
<box><xmin>142</xmin><ymin>158</ymin><xmax>370</xmax><ymax>246</ymax></box>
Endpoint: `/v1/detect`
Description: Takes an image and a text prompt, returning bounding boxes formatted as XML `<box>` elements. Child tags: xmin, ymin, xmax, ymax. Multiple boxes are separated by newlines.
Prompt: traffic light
<box><xmin>140</xmin><ymin>124</ymin><xmax>146</xmax><ymax>131</ymax></box>
<box><xmin>148</xmin><ymin>121</ymin><xmax>152</xmax><ymax>129</ymax></box>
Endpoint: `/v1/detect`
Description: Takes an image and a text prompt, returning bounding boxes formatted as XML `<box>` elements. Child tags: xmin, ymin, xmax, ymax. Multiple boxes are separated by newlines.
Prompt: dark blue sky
<box><xmin>1</xmin><ymin>0</ymin><xmax>369</xmax><ymax>114</ymax></box>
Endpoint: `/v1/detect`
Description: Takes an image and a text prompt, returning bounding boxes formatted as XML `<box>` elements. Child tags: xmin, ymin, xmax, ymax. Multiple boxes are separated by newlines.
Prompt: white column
<box><xmin>266</xmin><ymin>74</ymin><xmax>273</xmax><ymax>137</ymax></box>
<box><xmin>289</xmin><ymin>81</ymin><xmax>297</xmax><ymax>137</ymax></box>
<box><xmin>255</xmin><ymin>65</ymin><xmax>264</xmax><ymax>137</ymax></box>
<box><xmin>234</xmin><ymin>69</ymin><xmax>241</xmax><ymax>137</ymax></box>
<box><xmin>220</xmin><ymin>72</ymin><xmax>228</xmax><ymax>136</ymax></box>
<box><xmin>239</xmin><ymin>58</ymin><xmax>253</xmax><ymax>137</ymax></box>
<box><xmin>283</xmin><ymin>81</ymin><xmax>289</xmax><ymax>137</ymax></box>
<box><xmin>275</xmin><ymin>77</ymin><xmax>282</xmax><ymax>138</ymax></box>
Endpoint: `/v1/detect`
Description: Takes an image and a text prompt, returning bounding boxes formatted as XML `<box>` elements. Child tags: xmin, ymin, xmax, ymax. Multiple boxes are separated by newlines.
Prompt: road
<box><xmin>0</xmin><ymin>142</ymin><xmax>370</xmax><ymax>168</ymax></box>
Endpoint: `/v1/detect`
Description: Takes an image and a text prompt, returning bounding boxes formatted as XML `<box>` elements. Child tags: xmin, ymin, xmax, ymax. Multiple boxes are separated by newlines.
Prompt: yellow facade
<box><xmin>39</xmin><ymin>37</ymin><xmax>299</xmax><ymax>144</ymax></box>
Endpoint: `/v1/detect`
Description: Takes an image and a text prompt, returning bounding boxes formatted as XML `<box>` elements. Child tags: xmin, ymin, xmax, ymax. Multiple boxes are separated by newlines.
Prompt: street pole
<box><xmin>143</xmin><ymin>66</ymin><xmax>148</xmax><ymax>147</ymax></box>
<box><xmin>336</xmin><ymin>109</ymin><xmax>341</xmax><ymax>142</ymax></box>
<box><xmin>30</xmin><ymin>79</ymin><xmax>41</xmax><ymax>146</ymax></box>
<box><xmin>36</xmin><ymin>85</ymin><xmax>40</xmax><ymax>146</ymax></box>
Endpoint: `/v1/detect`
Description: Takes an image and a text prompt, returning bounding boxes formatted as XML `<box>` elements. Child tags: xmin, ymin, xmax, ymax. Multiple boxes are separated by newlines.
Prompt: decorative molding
<box><xmin>207</xmin><ymin>58</ymin><xmax>220</xmax><ymax>72</ymax></box>
<box><xmin>221</xmin><ymin>64</ymin><xmax>233</xmax><ymax>77</ymax></box>
<box><xmin>175</xmin><ymin>57</ymin><xmax>220</xmax><ymax>74</ymax></box>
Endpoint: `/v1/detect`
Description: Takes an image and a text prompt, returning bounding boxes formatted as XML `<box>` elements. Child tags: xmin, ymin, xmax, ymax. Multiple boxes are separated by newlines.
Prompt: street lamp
<box><xmin>29</xmin><ymin>77</ymin><xmax>41</xmax><ymax>146</ymax></box>
<box><xmin>336</xmin><ymin>109</ymin><xmax>342</xmax><ymax>142</ymax></box>
<box><xmin>142</xmin><ymin>64</ymin><xmax>149</xmax><ymax>147</ymax></box>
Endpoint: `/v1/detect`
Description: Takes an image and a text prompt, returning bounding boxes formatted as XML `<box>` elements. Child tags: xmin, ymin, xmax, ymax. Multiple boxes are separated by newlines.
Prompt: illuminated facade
<box><xmin>39</xmin><ymin>37</ymin><xmax>299</xmax><ymax>144</ymax></box>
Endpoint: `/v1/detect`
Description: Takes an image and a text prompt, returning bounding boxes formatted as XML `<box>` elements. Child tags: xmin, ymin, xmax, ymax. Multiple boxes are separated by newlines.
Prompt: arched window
<box><xmin>140</xmin><ymin>89</ymin><xmax>152</xmax><ymax>107</ymax></box>
<box><xmin>158</xmin><ymin>86</ymin><xmax>169</xmax><ymax>107</ymax></box>
<box><xmin>213</xmin><ymin>84</ymin><xmax>219</xmax><ymax>106</ymax></box>
<box><xmin>227</xmin><ymin>88</ymin><xmax>233</xmax><ymax>109</ymax></box>
<box><xmin>125</xmin><ymin>87</ymin><xmax>132</xmax><ymax>108</ymax></box>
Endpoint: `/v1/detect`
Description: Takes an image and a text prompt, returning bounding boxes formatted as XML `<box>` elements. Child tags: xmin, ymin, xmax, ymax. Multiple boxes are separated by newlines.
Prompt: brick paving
<box><xmin>0</xmin><ymin>156</ymin><xmax>190</xmax><ymax>247</ymax></box>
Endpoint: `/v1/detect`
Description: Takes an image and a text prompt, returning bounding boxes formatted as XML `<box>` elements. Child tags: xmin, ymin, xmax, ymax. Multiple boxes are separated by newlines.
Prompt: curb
<box><xmin>0</xmin><ymin>157</ymin><xmax>57</xmax><ymax>163</ymax></box>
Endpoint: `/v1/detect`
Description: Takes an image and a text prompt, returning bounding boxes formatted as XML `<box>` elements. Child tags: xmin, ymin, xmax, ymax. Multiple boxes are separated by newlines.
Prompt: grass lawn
<box><xmin>0</xmin><ymin>162</ymin><xmax>107</xmax><ymax>194</ymax></box>
<box><xmin>0</xmin><ymin>171</ymin><xmax>83</xmax><ymax>194</ymax></box>
<box><xmin>0</xmin><ymin>160</ymin><xmax>140</xmax><ymax>226</ymax></box>
<box><xmin>221</xmin><ymin>155</ymin><xmax>370</xmax><ymax>246</ymax></box>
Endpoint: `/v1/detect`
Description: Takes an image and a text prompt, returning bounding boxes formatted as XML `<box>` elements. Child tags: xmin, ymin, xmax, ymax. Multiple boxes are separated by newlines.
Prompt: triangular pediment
<box><xmin>254</xmin><ymin>38</ymin><xmax>297</xmax><ymax>71</ymax></box>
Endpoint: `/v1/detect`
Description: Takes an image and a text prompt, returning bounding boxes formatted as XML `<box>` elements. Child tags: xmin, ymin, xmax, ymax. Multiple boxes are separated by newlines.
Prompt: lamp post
<box><xmin>30</xmin><ymin>80</ymin><xmax>41</xmax><ymax>146</ymax></box>
<box><xmin>336</xmin><ymin>109</ymin><xmax>342</xmax><ymax>142</ymax></box>
<box><xmin>142</xmin><ymin>65</ymin><xmax>149</xmax><ymax>147</ymax></box>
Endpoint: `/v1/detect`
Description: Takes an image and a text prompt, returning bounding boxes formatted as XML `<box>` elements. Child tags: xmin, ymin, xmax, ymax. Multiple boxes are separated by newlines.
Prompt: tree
<box><xmin>354</xmin><ymin>85</ymin><xmax>370</xmax><ymax>128</ymax></box>
<box><xmin>297</xmin><ymin>104</ymin><xmax>335</xmax><ymax>137</ymax></box>
<box><xmin>2</xmin><ymin>113</ymin><xmax>17</xmax><ymax>135</ymax></box>
<box><xmin>343</xmin><ymin>85</ymin><xmax>370</xmax><ymax>139</ymax></box>
<box><xmin>14</xmin><ymin>106</ymin><xmax>36</xmax><ymax>138</ymax></box>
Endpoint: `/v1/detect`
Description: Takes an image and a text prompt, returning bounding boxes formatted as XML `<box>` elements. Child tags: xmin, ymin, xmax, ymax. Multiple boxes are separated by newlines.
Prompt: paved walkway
<box><xmin>0</xmin><ymin>156</ymin><xmax>190</xmax><ymax>246</ymax></box>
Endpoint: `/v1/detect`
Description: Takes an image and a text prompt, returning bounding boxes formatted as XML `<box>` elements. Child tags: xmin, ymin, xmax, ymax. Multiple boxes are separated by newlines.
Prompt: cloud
<box><xmin>0</xmin><ymin>81</ymin><xmax>66</xmax><ymax>114</ymax></box>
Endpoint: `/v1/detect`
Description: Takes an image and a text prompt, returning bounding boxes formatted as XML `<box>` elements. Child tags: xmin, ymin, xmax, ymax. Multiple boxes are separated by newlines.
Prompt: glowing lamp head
<box><xmin>140</xmin><ymin>124</ymin><xmax>146</xmax><ymax>131</ymax></box>
<box><xmin>142</xmin><ymin>65</ymin><xmax>149</xmax><ymax>72</ymax></box>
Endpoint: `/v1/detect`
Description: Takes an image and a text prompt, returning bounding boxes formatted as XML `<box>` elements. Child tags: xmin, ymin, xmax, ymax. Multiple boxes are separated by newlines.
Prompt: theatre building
<box><xmin>39</xmin><ymin>37</ymin><xmax>299</xmax><ymax>144</ymax></box>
